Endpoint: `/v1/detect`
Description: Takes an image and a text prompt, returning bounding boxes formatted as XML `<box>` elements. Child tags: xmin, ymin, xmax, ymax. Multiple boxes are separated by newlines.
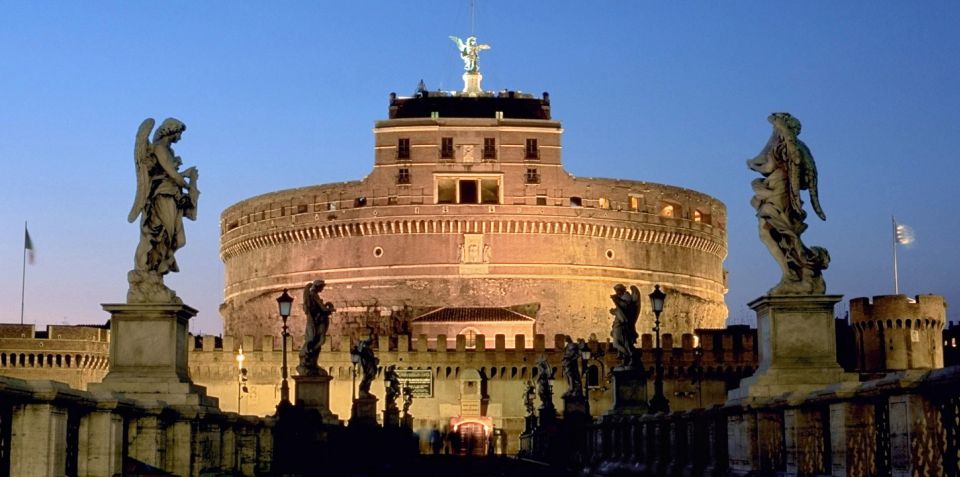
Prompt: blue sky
<box><xmin>1</xmin><ymin>1</ymin><xmax>957</xmax><ymax>334</ymax></box>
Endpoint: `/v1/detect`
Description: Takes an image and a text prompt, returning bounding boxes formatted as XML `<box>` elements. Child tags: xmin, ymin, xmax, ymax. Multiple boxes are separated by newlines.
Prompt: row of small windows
<box><xmin>225</xmin><ymin>192</ymin><xmax>712</xmax><ymax>229</ymax></box>
<box><xmin>396</xmin><ymin>137</ymin><xmax>537</xmax><ymax>161</ymax></box>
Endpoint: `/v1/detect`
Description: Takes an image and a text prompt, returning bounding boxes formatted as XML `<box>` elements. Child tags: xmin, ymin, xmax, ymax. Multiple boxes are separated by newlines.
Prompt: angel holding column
<box><xmin>127</xmin><ymin>118</ymin><xmax>199</xmax><ymax>303</ymax></box>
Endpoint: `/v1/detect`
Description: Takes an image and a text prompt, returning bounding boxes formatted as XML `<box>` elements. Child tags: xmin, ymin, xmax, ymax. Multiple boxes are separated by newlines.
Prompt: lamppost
<box><xmin>693</xmin><ymin>338</ymin><xmax>704</xmax><ymax>409</ymax></box>
<box><xmin>648</xmin><ymin>284</ymin><xmax>670</xmax><ymax>414</ymax></box>
<box><xmin>276</xmin><ymin>289</ymin><xmax>294</xmax><ymax>406</ymax></box>
<box><xmin>236</xmin><ymin>345</ymin><xmax>247</xmax><ymax>413</ymax></box>
<box><xmin>579</xmin><ymin>340</ymin><xmax>591</xmax><ymax>415</ymax></box>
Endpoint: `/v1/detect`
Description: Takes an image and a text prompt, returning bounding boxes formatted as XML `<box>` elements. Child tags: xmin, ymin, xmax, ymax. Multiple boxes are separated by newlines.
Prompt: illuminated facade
<box><xmin>219</xmin><ymin>88</ymin><xmax>729</xmax><ymax>344</ymax></box>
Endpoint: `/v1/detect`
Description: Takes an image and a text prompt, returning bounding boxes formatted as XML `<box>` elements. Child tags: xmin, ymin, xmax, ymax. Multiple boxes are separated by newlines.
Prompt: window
<box><xmin>397</xmin><ymin>138</ymin><xmax>410</xmax><ymax>160</ymax></box>
<box><xmin>483</xmin><ymin>138</ymin><xmax>496</xmax><ymax>160</ymax></box>
<box><xmin>525</xmin><ymin>168</ymin><xmax>540</xmax><ymax>184</ymax></box>
<box><xmin>659</xmin><ymin>202</ymin><xmax>680</xmax><ymax>218</ymax></box>
<box><xmin>694</xmin><ymin>209</ymin><xmax>712</xmax><ymax>224</ymax></box>
<box><xmin>629</xmin><ymin>195</ymin><xmax>642</xmax><ymax>211</ymax></box>
<box><xmin>435</xmin><ymin>176</ymin><xmax>502</xmax><ymax>204</ymax></box>
<box><xmin>461</xmin><ymin>328</ymin><xmax>479</xmax><ymax>349</ymax></box>
<box><xmin>598</xmin><ymin>197</ymin><xmax>610</xmax><ymax>209</ymax></box>
<box><xmin>441</xmin><ymin>137</ymin><xmax>454</xmax><ymax>159</ymax></box>
<box><xmin>570</xmin><ymin>196</ymin><xmax>582</xmax><ymax>207</ymax></box>
<box><xmin>459</xmin><ymin>180</ymin><xmax>478</xmax><ymax>203</ymax></box>
<box><xmin>525</xmin><ymin>138</ymin><xmax>539</xmax><ymax>159</ymax></box>
<box><xmin>437</xmin><ymin>179</ymin><xmax>456</xmax><ymax>204</ymax></box>
<box><xmin>536</xmin><ymin>195</ymin><xmax>547</xmax><ymax>206</ymax></box>
<box><xmin>480</xmin><ymin>179</ymin><xmax>499</xmax><ymax>204</ymax></box>
<box><xmin>397</xmin><ymin>168</ymin><xmax>410</xmax><ymax>184</ymax></box>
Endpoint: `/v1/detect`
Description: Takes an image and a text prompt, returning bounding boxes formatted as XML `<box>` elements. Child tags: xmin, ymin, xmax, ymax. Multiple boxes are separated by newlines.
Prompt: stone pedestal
<box><xmin>350</xmin><ymin>396</ymin><xmax>378</xmax><ymax>427</ymax></box>
<box><xmin>728</xmin><ymin>295</ymin><xmax>855</xmax><ymax>401</ymax></box>
<box><xmin>383</xmin><ymin>408</ymin><xmax>400</xmax><ymax>428</ymax></box>
<box><xmin>90</xmin><ymin>303</ymin><xmax>216</xmax><ymax>407</ymax></box>
<box><xmin>293</xmin><ymin>373</ymin><xmax>339</xmax><ymax>425</ymax></box>
<box><xmin>563</xmin><ymin>394</ymin><xmax>589</xmax><ymax>419</ymax></box>
<box><xmin>462</xmin><ymin>72</ymin><xmax>483</xmax><ymax>95</ymax></box>
<box><xmin>606</xmin><ymin>368</ymin><xmax>648</xmax><ymax>415</ymax></box>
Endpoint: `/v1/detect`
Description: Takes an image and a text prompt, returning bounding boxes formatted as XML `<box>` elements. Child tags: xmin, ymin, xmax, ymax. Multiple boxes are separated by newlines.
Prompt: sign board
<box><xmin>396</xmin><ymin>369</ymin><xmax>434</xmax><ymax>398</ymax></box>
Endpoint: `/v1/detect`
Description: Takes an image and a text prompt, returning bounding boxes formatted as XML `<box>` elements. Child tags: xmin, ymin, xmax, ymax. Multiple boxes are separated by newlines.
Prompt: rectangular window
<box><xmin>459</xmin><ymin>180</ymin><xmax>479</xmax><ymax>204</ymax></box>
<box><xmin>629</xmin><ymin>195</ymin><xmax>642</xmax><ymax>211</ymax></box>
<box><xmin>437</xmin><ymin>179</ymin><xmax>456</xmax><ymax>204</ymax></box>
<box><xmin>397</xmin><ymin>138</ymin><xmax>410</xmax><ymax>160</ymax></box>
<box><xmin>397</xmin><ymin>168</ymin><xmax>410</xmax><ymax>184</ymax></box>
<box><xmin>480</xmin><ymin>179</ymin><xmax>500</xmax><ymax>204</ymax></box>
<box><xmin>598</xmin><ymin>197</ymin><xmax>610</xmax><ymax>209</ymax></box>
<box><xmin>483</xmin><ymin>138</ymin><xmax>496</xmax><ymax>160</ymax></box>
<box><xmin>536</xmin><ymin>195</ymin><xmax>547</xmax><ymax>206</ymax></box>
<box><xmin>525</xmin><ymin>138</ymin><xmax>539</xmax><ymax>159</ymax></box>
<box><xmin>525</xmin><ymin>168</ymin><xmax>540</xmax><ymax>184</ymax></box>
<box><xmin>436</xmin><ymin>176</ymin><xmax>502</xmax><ymax>205</ymax></box>
<box><xmin>441</xmin><ymin>137</ymin><xmax>454</xmax><ymax>159</ymax></box>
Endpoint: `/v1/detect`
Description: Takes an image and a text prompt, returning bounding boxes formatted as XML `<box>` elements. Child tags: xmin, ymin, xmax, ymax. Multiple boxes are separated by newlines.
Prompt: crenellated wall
<box><xmin>0</xmin><ymin>324</ymin><xmax>110</xmax><ymax>390</ymax></box>
<box><xmin>849</xmin><ymin>294</ymin><xmax>946</xmax><ymax>371</ymax></box>
<box><xmin>187</xmin><ymin>329</ymin><xmax>754</xmax><ymax>451</ymax></box>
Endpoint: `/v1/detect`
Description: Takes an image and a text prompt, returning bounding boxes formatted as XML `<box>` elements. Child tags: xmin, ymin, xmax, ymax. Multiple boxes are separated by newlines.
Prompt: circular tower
<box><xmin>849</xmin><ymin>294</ymin><xmax>947</xmax><ymax>371</ymax></box>
<box><xmin>220</xmin><ymin>89</ymin><xmax>728</xmax><ymax>343</ymax></box>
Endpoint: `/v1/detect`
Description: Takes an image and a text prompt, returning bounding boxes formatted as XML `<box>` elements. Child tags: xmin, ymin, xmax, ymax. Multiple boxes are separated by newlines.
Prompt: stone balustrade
<box><xmin>0</xmin><ymin>375</ymin><xmax>273</xmax><ymax>477</ymax></box>
<box><xmin>582</xmin><ymin>366</ymin><xmax>959</xmax><ymax>476</ymax></box>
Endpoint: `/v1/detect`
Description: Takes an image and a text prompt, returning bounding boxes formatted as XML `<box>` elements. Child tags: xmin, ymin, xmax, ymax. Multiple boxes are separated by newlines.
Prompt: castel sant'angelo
<box><xmin>219</xmin><ymin>45</ymin><xmax>729</xmax><ymax>346</ymax></box>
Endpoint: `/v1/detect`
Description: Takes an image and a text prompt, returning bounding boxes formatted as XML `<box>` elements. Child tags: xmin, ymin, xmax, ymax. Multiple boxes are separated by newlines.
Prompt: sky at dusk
<box><xmin>1</xmin><ymin>2</ymin><xmax>958</xmax><ymax>335</ymax></box>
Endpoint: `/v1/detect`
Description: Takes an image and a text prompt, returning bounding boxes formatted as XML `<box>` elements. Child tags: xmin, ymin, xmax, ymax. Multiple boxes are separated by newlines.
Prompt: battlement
<box><xmin>849</xmin><ymin>294</ymin><xmax>946</xmax><ymax>371</ymax></box>
<box><xmin>190</xmin><ymin>327</ymin><xmax>757</xmax><ymax>371</ymax></box>
<box><xmin>0</xmin><ymin>324</ymin><xmax>109</xmax><ymax>341</ymax></box>
<box><xmin>850</xmin><ymin>294</ymin><xmax>947</xmax><ymax>329</ymax></box>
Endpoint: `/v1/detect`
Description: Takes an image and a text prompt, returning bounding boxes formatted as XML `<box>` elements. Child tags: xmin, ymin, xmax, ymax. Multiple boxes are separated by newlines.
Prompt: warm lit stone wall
<box><xmin>220</xmin><ymin>181</ymin><xmax>727</xmax><ymax>342</ymax></box>
<box><xmin>187</xmin><ymin>329</ymin><xmax>756</xmax><ymax>454</ymax></box>
<box><xmin>221</xmin><ymin>113</ymin><xmax>727</xmax><ymax>343</ymax></box>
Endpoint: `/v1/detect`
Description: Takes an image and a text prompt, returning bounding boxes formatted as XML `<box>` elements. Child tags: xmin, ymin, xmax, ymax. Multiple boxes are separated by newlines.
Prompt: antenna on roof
<box><xmin>471</xmin><ymin>0</ymin><xmax>476</xmax><ymax>37</ymax></box>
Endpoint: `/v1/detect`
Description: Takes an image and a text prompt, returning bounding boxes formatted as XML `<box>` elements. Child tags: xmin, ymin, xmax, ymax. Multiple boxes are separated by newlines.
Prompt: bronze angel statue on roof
<box><xmin>127</xmin><ymin>118</ymin><xmax>199</xmax><ymax>303</ymax></box>
<box><xmin>748</xmin><ymin>112</ymin><xmax>829</xmax><ymax>295</ymax></box>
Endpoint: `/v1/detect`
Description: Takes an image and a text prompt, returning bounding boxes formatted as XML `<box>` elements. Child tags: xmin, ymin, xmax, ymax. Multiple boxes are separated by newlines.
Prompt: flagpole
<box><xmin>892</xmin><ymin>216</ymin><xmax>899</xmax><ymax>295</ymax></box>
<box><xmin>20</xmin><ymin>221</ymin><xmax>27</xmax><ymax>325</ymax></box>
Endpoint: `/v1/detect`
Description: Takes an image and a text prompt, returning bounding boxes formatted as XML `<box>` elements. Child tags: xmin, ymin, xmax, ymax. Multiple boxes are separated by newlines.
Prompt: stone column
<box><xmin>727</xmin><ymin>408</ymin><xmax>757</xmax><ymax>477</ymax></box>
<box><xmin>126</xmin><ymin>406</ymin><xmax>165</xmax><ymax>469</ymax></box>
<box><xmin>784</xmin><ymin>406</ymin><xmax>828</xmax><ymax>476</ymax></box>
<box><xmin>219</xmin><ymin>417</ymin><xmax>238</xmax><ymax>474</ymax></box>
<box><xmin>888</xmin><ymin>393</ymin><xmax>945</xmax><ymax>477</ymax></box>
<box><xmin>9</xmin><ymin>402</ymin><xmax>68</xmax><ymax>477</ymax></box>
<box><xmin>164</xmin><ymin>418</ymin><xmax>195</xmax><ymax>477</ymax></box>
<box><xmin>829</xmin><ymin>400</ymin><xmax>877</xmax><ymax>477</ymax></box>
<box><xmin>78</xmin><ymin>406</ymin><xmax>125</xmax><ymax>477</ymax></box>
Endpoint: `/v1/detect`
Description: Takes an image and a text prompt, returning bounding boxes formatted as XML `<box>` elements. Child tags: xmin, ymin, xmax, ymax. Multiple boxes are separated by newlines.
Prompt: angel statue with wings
<box><xmin>748</xmin><ymin>113</ymin><xmax>830</xmax><ymax>295</ymax></box>
<box><xmin>127</xmin><ymin>118</ymin><xmax>199</xmax><ymax>303</ymax></box>
<box><xmin>610</xmin><ymin>284</ymin><xmax>641</xmax><ymax>369</ymax></box>
<box><xmin>449</xmin><ymin>35</ymin><xmax>490</xmax><ymax>74</ymax></box>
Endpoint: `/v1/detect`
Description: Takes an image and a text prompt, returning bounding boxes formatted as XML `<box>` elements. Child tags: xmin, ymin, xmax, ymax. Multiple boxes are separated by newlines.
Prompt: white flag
<box><xmin>895</xmin><ymin>223</ymin><xmax>915</xmax><ymax>245</ymax></box>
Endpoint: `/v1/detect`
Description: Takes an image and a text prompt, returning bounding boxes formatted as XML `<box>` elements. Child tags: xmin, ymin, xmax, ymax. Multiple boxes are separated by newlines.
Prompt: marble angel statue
<box><xmin>748</xmin><ymin>112</ymin><xmax>830</xmax><ymax>295</ymax></box>
<box><xmin>127</xmin><ymin>118</ymin><xmax>199</xmax><ymax>303</ymax></box>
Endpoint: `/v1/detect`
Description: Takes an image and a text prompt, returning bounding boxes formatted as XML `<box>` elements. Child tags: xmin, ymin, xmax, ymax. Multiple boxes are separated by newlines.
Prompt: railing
<box><xmin>0</xmin><ymin>375</ymin><xmax>273</xmax><ymax>477</ymax></box>
<box><xmin>582</xmin><ymin>366</ymin><xmax>959</xmax><ymax>477</ymax></box>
